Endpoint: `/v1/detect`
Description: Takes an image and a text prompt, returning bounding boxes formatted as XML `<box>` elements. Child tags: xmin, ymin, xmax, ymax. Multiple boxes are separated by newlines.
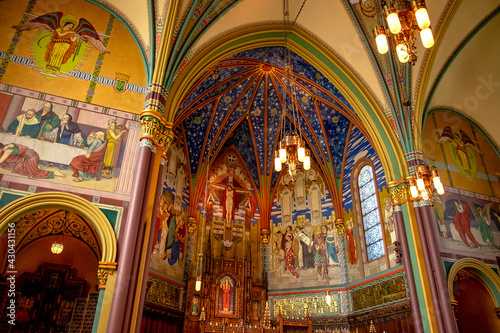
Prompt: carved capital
<box><xmin>260</xmin><ymin>228</ymin><xmax>270</xmax><ymax>245</ymax></box>
<box><xmin>334</xmin><ymin>219</ymin><xmax>345</xmax><ymax>236</ymax></box>
<box><xmin>140</xmin><ymin>114</ymin><xmax>173</xmax><ymax>150</ymax></box>
<box><xmin>98</xmin><ymin>268</ymin><xmax>109</xmax><ymax>287</ymax></box>
<box><xmin>388</xmin><ymin>179</ymin><xmax>411</xmax><ymax>205</ymax></box>
<box><xmin>188</xmin><ymin>216</ymin><xmax>197</xmax><ymax>234</ymax></box>
<box><xmin>451</xmin><ymin>300</ymin><xmax>459</xmax><ymax>322</ymax></box>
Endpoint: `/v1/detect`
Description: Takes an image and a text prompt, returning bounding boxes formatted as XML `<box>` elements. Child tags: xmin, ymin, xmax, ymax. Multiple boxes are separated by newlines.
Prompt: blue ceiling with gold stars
<box><xmin>175</xmin><ymin>47</ymin><xmax>383</xmax><ymax>195</ymax></box>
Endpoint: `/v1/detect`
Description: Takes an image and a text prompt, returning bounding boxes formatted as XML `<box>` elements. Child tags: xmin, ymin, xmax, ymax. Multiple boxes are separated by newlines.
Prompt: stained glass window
<box><xmin>357</xmin><ymin>165</ymin><xmax>385</xmax><ymax>261</ymax></box>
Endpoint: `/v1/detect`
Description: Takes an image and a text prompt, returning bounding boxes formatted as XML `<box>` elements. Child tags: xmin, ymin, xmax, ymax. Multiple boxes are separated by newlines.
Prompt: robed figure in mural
<box><xmin>69</xmin><ymin>132</ymin><xmax>106</xmax><ymax>182</ymax></box>
<box><xmin>279</xmin><ymin>184</ymin><xmax>294</xmax><ymax>227</ymax></box>
<box><xmin>438</xmin><ymin>126</ymin><xmax>481</xmax><ymax>180</ymax></box>
<box><xmin>13</xmin><ymin>12</ymin><xmax>110</xmax><ymax>75</ymax></box>
<box><xmin>219</xmin><ymin>276</ymin><xmax>234</xmax><ymax>314</ymax></box>
<box><xmin>450</xmin><ymin>201</ymin><xmax>480</xmax><ymax>248</ymax></box>
<box><xmin>35</xmin><ymin>102</ymin><xmax>60</xmax><ymax>139</ymax></box>
<box><xmin>7</xmin><ymin>110</ymin><xmax>40</xmax><ymax>138</ymax></box>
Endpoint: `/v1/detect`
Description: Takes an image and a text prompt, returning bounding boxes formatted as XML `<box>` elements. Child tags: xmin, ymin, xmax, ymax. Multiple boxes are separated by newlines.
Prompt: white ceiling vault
<box><xmin>97</xmin><ymin>0</ymin><xmax>500</xmax><ymax>153</ymax></box>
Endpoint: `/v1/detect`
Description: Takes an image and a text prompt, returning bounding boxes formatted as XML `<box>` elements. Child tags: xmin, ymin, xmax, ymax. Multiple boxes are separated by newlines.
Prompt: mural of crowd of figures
<box><xmin>0</xmin><ymin>86</ymin><xmax>140</xmax><ymax>196</ymax></box>
<box><xmin>150</xmin><ymin>138</ymin><xmax>190</xmax><ymax>281</ymax></box>
<box><xmin>423</xmin><ymin>111</ymin><xmax>500</xmax><ymax>260</ymax></box>
<box><xmin>269</xmin><ymin>169</ymin><xmax>352</xmax><ymax>289</ymax></box>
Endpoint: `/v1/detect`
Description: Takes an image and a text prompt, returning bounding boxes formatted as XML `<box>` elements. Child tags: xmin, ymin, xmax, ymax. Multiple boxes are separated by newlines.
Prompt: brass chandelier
<box><xmin>273</xmin><ymin>0</ymin><xmax>311</xmax><ymax>181</ymax></box>
<box><xmin>409</xmin><ymin>165</ymin><xmax>444</xmax><ymax>203</ymax></box>
<box><xmin>373</xmin><ymin>0</ymin><xmax>434</xmax><ymax>65</ymax></box>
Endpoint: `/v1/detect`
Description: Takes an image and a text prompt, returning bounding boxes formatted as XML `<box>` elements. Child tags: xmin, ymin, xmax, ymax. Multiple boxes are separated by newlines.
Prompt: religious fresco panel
<box><xmin>423</xmin><ymin>111</ymin><xmax>500</xmax><ymax>260</ymax></box>
<box><xmin>0</xmin><ymin>85</ymin><xmax>140</xmax><ymax>197</ymax></box>
<box><xmin>268</xmin><ymin>169</ymin><xmax>342</xmax><ymax>289</ymax></box>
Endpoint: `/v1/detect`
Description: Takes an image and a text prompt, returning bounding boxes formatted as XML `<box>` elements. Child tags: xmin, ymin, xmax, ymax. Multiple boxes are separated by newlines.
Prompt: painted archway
<box><xmin>0</xmin><ymin>191</ymin><xmax>117</xmax><ymax>263</ymax></box>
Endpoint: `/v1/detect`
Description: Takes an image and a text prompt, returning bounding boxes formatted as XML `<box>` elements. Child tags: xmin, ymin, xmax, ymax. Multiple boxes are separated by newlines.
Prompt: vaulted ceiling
<box><xmin>96</xmin><ymin>0</ymin><xmax>500</xmax><ymax>188</ymax></box>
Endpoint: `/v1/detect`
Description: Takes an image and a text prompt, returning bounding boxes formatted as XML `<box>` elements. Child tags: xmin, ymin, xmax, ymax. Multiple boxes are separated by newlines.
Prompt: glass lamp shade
<box><xmin>396</xmin><ymin>43</ymin><xmax>409</xmax><ymax>63</ymax></box>
<box><xmin>433</xmin><ymin>175</ymin><xmax>442</xmax><ymax>189</ymax></box>
<box><xmin>421</xmin><ymin>189</ymin><xmax>429</xmax><ymax>201</ymax></box>
<box><xmin>274</xmin><ymin>151</ymin><xmax>282</xmax><ymax>171</ymax></box>
<box><xmin>195</xmin><ymin>277</ymin><xmax>202</xmax><ymax>291</ymax></box>
<box><xmin>416</xmin><ymin>177</ymin><xmax>425</xmax><ymax>191</ymax></box>
<box><xmin>436</xmin><ymin>183</ymin><xmax>445</xmax><ymax>195</ymax></box>
<box><xmin>414</xmin><ymin>7</ymin><xmax>430</xmax><ymax>29</ymax></box>
<box><xmin>410</xmin><ymin>185</ymin><xmax>419</xmax><ymax>198</ymax></box>
<box><xmin>325</xmin><ymin>293</ymin><xmax>331</xmax><ymax>305</ymax></box>
<box><xmin>51</xmin><ymin>241</ymin><xmax>64</xmax><ymax>254</ymax></box>
<box><xmin>279</xmin><ymin>142</ymin><xmax>287</xmax><ymax>163</ymax></box>
<box><xmin>386</xmin><ymin>12</ymin><xmax>402</xmax><ymax>34</ymax></box>
<box><xmin>376</xmin><ymin>34</ymin><xmax>389</xmax><ymax>54</ymax></box>
<box><xmin>420</xmin><ymin>28</ymin><xmax>434</xmax><ymax>48</ymax></box>
<box><xmin>298</xmin><ymin>140</ymin><xmax>305</xmax><ymax>162</ymax></box>
<box><xmin>303</xmin><ymin>155</ymin><xmax>311</xmax><ymax>170</ymax></box>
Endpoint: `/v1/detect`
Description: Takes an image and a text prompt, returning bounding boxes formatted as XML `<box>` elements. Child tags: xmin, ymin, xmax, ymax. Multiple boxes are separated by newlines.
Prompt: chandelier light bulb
<box><xmin>433</xmin><ymin>175</ymin><xmax>441</xmax><ymax>189</ymax></box>
<box><xmin>436</xmin><ymin>183</ymin><xmax>445</xmax><ymax>195</ymax></box>
<box><xmin>416</xmin><ymin>177</ymin><xmax>425</xmax><ymax>191</ymax></box>
<box><xmin>195</xmin><ymin>277</ymin><xmax>202</xmax><ymax>291</ymax></box>
<box><xmin>275</xmin><ymin>156</ymin><xmax>282</xmax><ymax>172</ymax></box>
<box><xmin>303</xmin><ymin>155</ymin><xmax>311</xmax><ymax>170</ymax></box>
<box><xmin>325</xmin><ymin>292</ymin><xmax>331</xmax><ymax>305</ymax></box>
<box><xmin>410</xmin><ymin>185</ymin><xmax>419</xmax><ymax>198</ymax></box>
<box><xmin>51</xmin><ymin>241</ymin><xmax>64</xmax><ymax>254</ymax></box>
<box><xmin>376</xmin><ymin>34</ymin><xmax>389</xmax><ymax>54</ymax></box>
<box><xmin>396</xmin><ymin>43</ymin><xmax>409</xmax><ymax>63</ymax></box>
<box><xmin>279</xmin><ymin>143</ymin><xmax>287</xmax><ymax>163</ymax></box>
<box><xmin>298</xmin><ymin>140</ymin><xmax>305</xmax><ymax>162</ymax></box>
<box><xmin>414</xmin><ymin>6</ymin><xmax>430</xmax><ymax>29</ymax></box>
<box><xmin>386</xmin><ymin>12</ymin><xmax>402</xmax><ymax>34</ymax></box>
<box><xmin>420</xmin><ymin>28</ymin><xmax>434</xmax><ymax>48</ymax></box>
<box><xmin>421</xmin><ymin>189</ymin><xmax>429</xmax><ymax>201</ymax></box>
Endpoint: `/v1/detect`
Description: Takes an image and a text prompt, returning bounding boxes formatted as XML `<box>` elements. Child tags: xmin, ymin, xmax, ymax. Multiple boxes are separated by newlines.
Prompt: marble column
<box><xmin>420</xmin><ymin>201</ymin><xmax>458</xmax><ymax>332</ymax></box>
<box><xmin>107</xmin><ymin>139</ymin><xmax>155</xmax><ymax>332</ymax></box>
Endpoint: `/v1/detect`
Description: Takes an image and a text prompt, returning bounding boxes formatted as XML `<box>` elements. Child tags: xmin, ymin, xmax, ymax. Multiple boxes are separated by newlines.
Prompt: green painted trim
<box><xmin>343</xmin><ymin>0</ymin><xmax>409</xmax><ymax>153</ymax></box>
<box><xmin>401</xmin><ymin>204</ymin><xmax>431</xmax><ymax>333</ymax></box>
<box><xmin>86</xmin><ymin>0</ymin><xmax>152</xmax><ymax>82</ymax></box>
<box><xmin>166</xmin><ymin>0</ymin><xmax>244</xmax><ymax>89</ymax></box>
<box><xmin>422</xmin><ymin>8</ymin><xmax>500</xmax><ymax>131</ymax></box>
<box><xmin>148</xmin><ymin>0</ymin><xmax>156</xmax><ymax>79</ymax></box>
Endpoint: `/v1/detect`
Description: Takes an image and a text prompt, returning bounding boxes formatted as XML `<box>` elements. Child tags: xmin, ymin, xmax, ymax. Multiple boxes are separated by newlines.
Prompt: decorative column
<box><xmin>335</xmin><ymin>219</ymin><xmax>349</xmax><ymax>284</ymax></box>
<box><xmin>260</xmin><ymin>228</ymin><xmax>271</xmax><ymax>283</ymax></box>
<box><xmin>107</xmin><ymin>111</ymin><xmax>173</xmax><ymax>332</ymax></box>
<box><xmin>419</xmin><ymin>201</ymin><xmax>458</xmax><ymax>332</ymax></box>
<box><xmin>388</xmin><ymin>179</ymin><xmax>423</xmax><ymax>333</ymax></box>
<box><xmin>133</xmin><ymin>155</ymin><xmax>167</xmax><ymax>333</ymax></box>
<box><xmin>94</xmin><ymin>262</ymin><xmax>117</xmax><ymax>332</ymax></box>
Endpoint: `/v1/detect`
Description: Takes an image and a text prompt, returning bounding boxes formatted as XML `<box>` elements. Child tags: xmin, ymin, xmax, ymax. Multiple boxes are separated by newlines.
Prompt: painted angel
<box><xmin>437</xmin><ymin>126</ymin><xmax>480</xmax><ymax>180</ymax></box>
<box><xmin>13</xmin><ymin>12</ymin><xmax>110</xmax><ymax>74</ymax></box>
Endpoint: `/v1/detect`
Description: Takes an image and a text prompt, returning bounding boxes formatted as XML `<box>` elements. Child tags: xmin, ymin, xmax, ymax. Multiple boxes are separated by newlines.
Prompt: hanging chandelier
<box><xmin>273</xmin><ymin>0</ymin><xmax>311</xmax><ymax>181</ymax></box>
<box><xmin>408</xmin><ymin>165</ymin><xmax>444</xmax><ymax>204</ymax></box>
<box><xmin>373</xmin><ymin>0</ymin><xmax>434</xmax><ymax>65</ymax></box>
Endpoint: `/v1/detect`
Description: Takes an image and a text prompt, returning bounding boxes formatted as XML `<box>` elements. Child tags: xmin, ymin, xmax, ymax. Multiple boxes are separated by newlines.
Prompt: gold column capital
<box><xmin>387</xmin><ymin>178</ymin><xmax>412</xmax><ymax>205</ymax></box>
<box><xmin>334</xmin><ymin>218</ymin><xmax>345</xmax><ymax>235</ymax></box>
<box><xmin>140</xmin><ymin>114</ymin><xmax>174</xmax><ymax>151</ymax></box>
<box><xmin>261</xmin><ymin>228</ymin><xmax>271</xmax><ymax>245</ymax></box>
<box><xmin>188</xmin><ymin>216</ymin><xmax>197</xmax><ymax>234</ymax></box>
<box><xmin>97</xmin><ymin>262</ymin><xmax>116</xmax><ymax>289</ymax></box>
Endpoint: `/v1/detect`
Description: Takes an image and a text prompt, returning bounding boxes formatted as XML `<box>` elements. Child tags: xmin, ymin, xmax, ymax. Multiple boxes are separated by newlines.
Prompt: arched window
<box><xmin>357</xmin><ymin>164</ymin><xmax>385</xmax><ymax>261</ymax></box>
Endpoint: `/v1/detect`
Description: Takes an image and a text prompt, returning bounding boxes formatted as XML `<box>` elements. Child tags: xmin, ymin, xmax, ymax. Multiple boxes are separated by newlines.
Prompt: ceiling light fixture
<box><xmin>274</xmin><ymin>0</ymin><xmax>311</xmax><ymax>181</ymax></box>
<box><xmin>373</xmin><ymin>0</ymin><xmax>434</xmax><ymax>65</ymax></box>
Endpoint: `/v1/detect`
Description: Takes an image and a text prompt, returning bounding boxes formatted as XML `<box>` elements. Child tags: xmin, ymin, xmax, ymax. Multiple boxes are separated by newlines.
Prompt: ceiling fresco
<box><xmin>175</xmin><ymin>46</ymin><xmax>384</xmax><ymax>202</ymax></box>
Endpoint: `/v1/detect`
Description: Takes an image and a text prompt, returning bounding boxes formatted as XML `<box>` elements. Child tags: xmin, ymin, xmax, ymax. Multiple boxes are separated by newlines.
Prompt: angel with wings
<box><xmin>13</xmin><ymin>12</ymin><xmax>109</xmax><ymax>74</ymax></box>
<box><xmin>438</xmin><ymin>126</ymin><xmax>481</xmax><ymax>180</ymax></box>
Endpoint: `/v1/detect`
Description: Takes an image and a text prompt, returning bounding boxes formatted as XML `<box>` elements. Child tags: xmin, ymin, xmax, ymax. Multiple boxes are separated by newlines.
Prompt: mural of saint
<box><xmin>279</xmin><ymin>184</ymin><xmax>294</xmax><ymax>227</ymax></box>
<box><xmin>450</xmin><ymin>201</ymin><xmax>480</xmax><ymax>248</ymax></box>
<box><xmin>13</xmin><ymin>12</ymin><xmax>110</xmax><ymax>75</ymax></box>
<box><xmin>307</xmin><ymin>178</ymin><xmax>325</xmax><ymax>225</ymax></box>
<box><xmin>6</xmin><ymin>109</ymin><xmax>40</xmax><ymax>137</ymax></box>
<box><xmin>384</xmin><ymin>197</ymin><xmax>396</xmax><ymax>244</ymax></box>
<box><xmin>346</xmin><ymin>218</ymin><xmax>358</xmax><ymax>265</ymax></box>
<box><xmin>35</xmin><ymin>102</ymin><xmax>60</xmax><ymax>139</ymax></box>
<box><xmin>438</xmin><ymin>126</ymin><xmax>481</xmax><ymax>180</ymax></box>
<box><xmin>476</xmin><ymin>205</ymin><xmax>495</xmax><ymax>249</ymax></box>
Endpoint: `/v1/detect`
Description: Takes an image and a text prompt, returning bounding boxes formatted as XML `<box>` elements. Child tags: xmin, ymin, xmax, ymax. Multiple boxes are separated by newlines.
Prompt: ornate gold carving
<box><xmin>260</xmin><ymin>228</ymin><xmax>270</xmax><ymax>245</ymax></box>
<box><xmin>140</xmin><ymin>115</ymin><xmax>173</xmax><ymax>150</ymax></box>
<box><xmin>334</xmin><ymin>219</ymin><xmax>345</xmax><ymax>236</ymax></box>
<box><xmin>188</xmin><ymin>216</ymin><xmax>197</xmax><ymax>234</ymax></box>
<box><xmin>98</xmin><ymin>268</ymin><xmax>109</xmax><ymax>287</ymax></box>
<box><xmin>451</xmin><ymin>300</ymin><xmax>459</xmax><ymax>322</ymax></box>
<box><xmin>388</xmin><ymin>179</ymin><xmax>411</xmax><ymax>205</ymax></box>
